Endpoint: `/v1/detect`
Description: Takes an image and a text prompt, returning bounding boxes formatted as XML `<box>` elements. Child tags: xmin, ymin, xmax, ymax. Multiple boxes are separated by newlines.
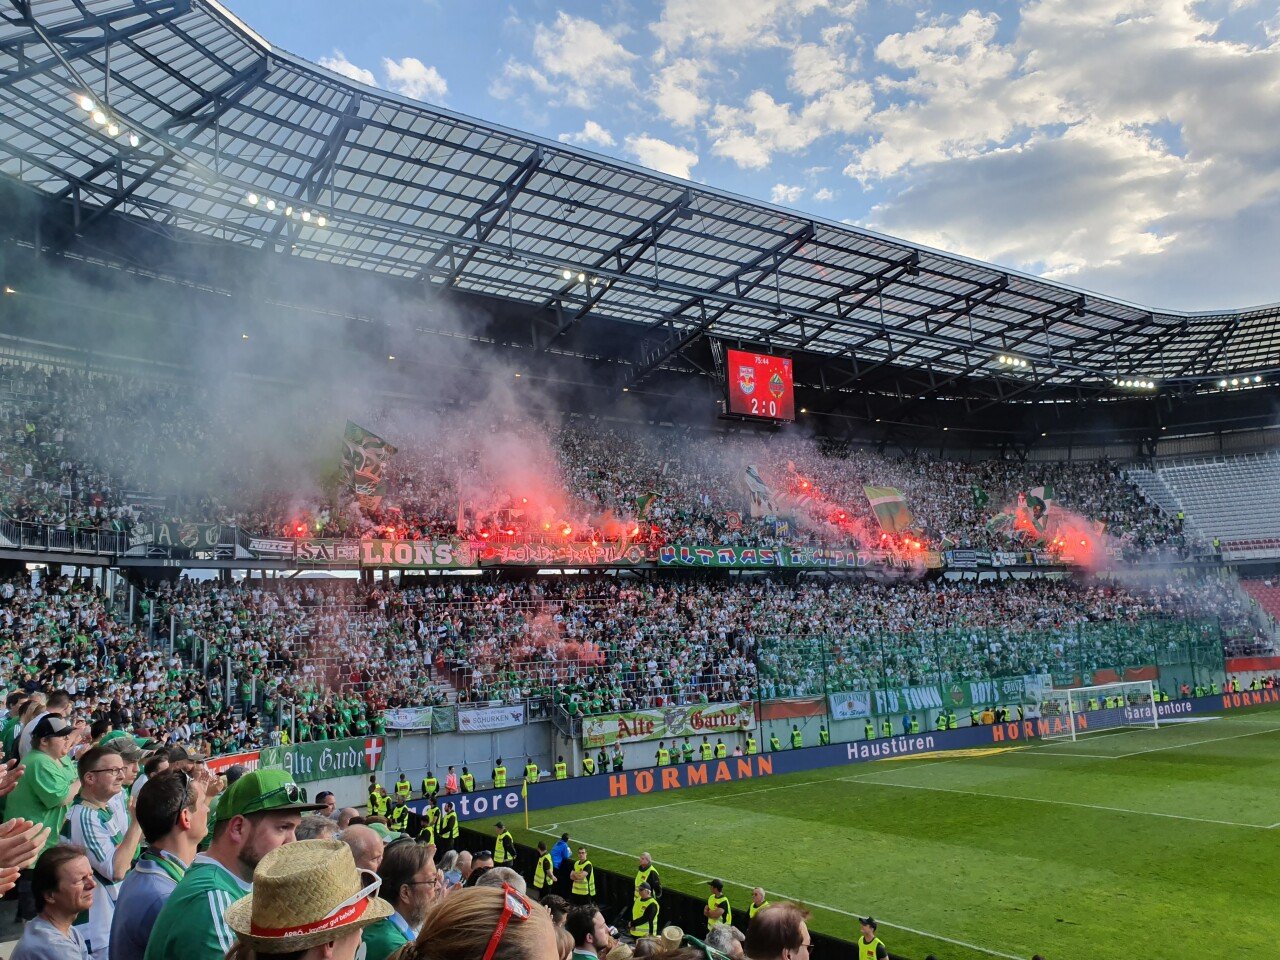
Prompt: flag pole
<box><xmin>521</xmin><ymin>778</ymin><xmax>529</xmax><ymax>830</ymax></box>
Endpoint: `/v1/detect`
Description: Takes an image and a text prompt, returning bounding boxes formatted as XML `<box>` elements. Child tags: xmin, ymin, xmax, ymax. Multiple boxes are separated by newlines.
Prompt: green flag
<box><xmin>971</xmin><ymin>485</ymin><xmax>989</xmax><ymax>508</ymax></box>
<box><xmin>342</xmin><ymin>421</ymin><xmax>397</xmax><ymax>500</ymax></box>
<box><xmin>986</xmin><ymin>512</ymin><xmax>1014</xmax><ymax>534</ymax></box>
<box><xmin>635</xmin><ymin>491</ymin><xmax>659</xmax><ymax>518</ymax></box>
<box><xmin>863</xmin><ymin>486</ymin><xmax>914</xmax><ymax>534</ymax></box>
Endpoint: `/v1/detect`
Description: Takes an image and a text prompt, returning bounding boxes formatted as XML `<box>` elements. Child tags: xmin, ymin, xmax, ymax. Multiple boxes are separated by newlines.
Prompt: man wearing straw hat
<box><xmin>224</xmin><ymin>839</ymin><xmax>393</xmax><ymax>960</ymax></box>
<box><xmin>144</xmin><ymin>770</ymin><xmax>323</xmax><ymax>960</ymax></box>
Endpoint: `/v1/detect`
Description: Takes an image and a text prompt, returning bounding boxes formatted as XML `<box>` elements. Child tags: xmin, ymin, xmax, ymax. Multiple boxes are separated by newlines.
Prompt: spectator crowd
<box><xmin>0</xmin><ymin>360</ymin><xmax>1192</xmax><ymax>559</ymax></box>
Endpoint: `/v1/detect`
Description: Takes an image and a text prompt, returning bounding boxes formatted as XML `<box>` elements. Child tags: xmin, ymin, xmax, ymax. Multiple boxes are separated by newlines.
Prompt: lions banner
<box><xmin>582</xmin><ymin>702</ymin><xmax>757</xmax><ymax>748</ymax></box>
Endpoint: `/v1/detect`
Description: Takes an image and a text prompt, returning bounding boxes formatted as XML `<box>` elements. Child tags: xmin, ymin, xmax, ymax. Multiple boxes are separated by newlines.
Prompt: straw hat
<box><xmin>225</xmin><ymin>840</ymin><xmax>393</xmax><ymax>952</ymax></box>
<box><xmin>660</xmin><ymin>925</ymin><xmax>685</xmax><ymax>950</ymax></box>
<box><xmin>607</xmin><ymin>944</ymin><xmax>635</xmax><ymax>960</ymax></box>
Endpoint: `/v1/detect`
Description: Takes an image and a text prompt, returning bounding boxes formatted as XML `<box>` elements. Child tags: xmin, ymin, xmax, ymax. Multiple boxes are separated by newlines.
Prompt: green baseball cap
<box><xmin>215</xmin><ymin>769</ymin><xmax>324</xmax><ymax>823</ymax></box>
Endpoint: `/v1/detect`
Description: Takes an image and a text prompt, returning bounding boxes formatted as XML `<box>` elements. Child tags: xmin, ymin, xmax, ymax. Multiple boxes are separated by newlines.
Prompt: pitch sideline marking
<box><xmin>836</xmin><ymin>775</ymin><xmax>1275</xmax><ymax>829</ymax></box>
<box><xmin>529</xmin><ymin>827</ymin><xmax>1027</xmax><ymax>960</ymax></box>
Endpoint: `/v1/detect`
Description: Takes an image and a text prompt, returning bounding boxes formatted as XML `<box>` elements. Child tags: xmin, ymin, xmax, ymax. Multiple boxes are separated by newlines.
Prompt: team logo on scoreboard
<box><xmin>768</xmin><ymin>371</ymin><xmax>785</xmax><ymax>398</ymax></box>
<box><xmin>737</xmin><ymin>365</ymin><xmax>756</xmax><ymax>395</ymax></box>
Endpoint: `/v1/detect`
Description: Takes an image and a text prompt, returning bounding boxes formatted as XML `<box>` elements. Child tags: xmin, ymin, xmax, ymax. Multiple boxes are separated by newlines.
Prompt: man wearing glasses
<box><xmin>67</xmin><ymin>746</ymin><xmax>144</xmax><ymax>960</ymax></box>
<box><xmin>143</xmin><ymin>769</ymin><xmax>322</xmax><ymax>960</ymax></box>
<box><xmin>109</xmin><ymin>768</ymin><xmax>210</xmax><ymax>960</ymax></box>
<box><xmin>362</xmin><ymin>838</ymin><xmax>442</xmax><ymax>960</ymax></box>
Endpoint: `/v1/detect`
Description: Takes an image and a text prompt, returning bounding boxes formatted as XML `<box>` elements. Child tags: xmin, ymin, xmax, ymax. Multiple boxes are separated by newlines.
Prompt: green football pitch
<box><xmin>513</xmin><ymin>708</ymin><xmax>1280</xmax><ymax>960</ymax></box>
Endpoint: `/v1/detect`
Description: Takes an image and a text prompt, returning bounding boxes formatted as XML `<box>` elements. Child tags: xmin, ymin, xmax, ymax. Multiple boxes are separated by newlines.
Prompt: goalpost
<box><xmin>1039</xmin><ymin>680</ymin><xmax>1159</xmax><ymax>742</ymax></box>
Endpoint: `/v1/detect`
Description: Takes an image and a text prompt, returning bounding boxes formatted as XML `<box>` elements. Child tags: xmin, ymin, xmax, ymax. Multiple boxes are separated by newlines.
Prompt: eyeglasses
<box><xmin>481</xmin><ymin>885</ymin><xmax>533</xmax><ymax>960</ymax></box>
<box><xmin>405</xmin><ymin>872</ymin><xmax>443</xmax><ymax>889</ymax></box>
<box><xmin>241</xmin><ymin>781</ymin><xmax>305</xmax><ymax>816</ymax></box>
<box><xmin>86</xmin><ymin>766</ymin><xmax>126</xmax><ymax>776</ymax></box>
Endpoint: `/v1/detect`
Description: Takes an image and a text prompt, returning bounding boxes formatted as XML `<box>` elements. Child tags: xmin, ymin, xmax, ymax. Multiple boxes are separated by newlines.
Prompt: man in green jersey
<box><xmin>143</xmin><ymin>769</ymin><xmax>322</xmax><ymax>960</ymax></box>
<box><xmin>7</xmin><ymin>715</ymin><xmax>81</xmax><ymax>921</ymax></box>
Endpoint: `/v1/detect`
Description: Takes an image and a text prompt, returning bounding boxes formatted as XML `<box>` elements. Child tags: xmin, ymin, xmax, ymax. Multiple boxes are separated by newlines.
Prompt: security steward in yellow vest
<box><xmin>880</xmin><ymin>718</ymin><xmax>892</xmax><ymax>737</ymax></box>
<box><xmin>748</xmin><ymin>888</ymin><xmax>771</xmax><ymax>919</ymax></box>
<box><xmin>655</xmin><ymin>743</ymin><xmax>671</xmax><ymax>766</ymax></box>
<box><xmin>704</xmin><ymin>879</ymin><xmax>732</xmax><ymax>932</ymax></box>
<box><xmin>417</xmin><ymin>818</ymin><xmax>435</xmax><ymax>846</ymax></box>
<box><xmin>493</xmin><ymin>759</ymin><xmax>507</xmax><ymax>788</ymax></box>
<box><xmin>570</xmin><ymin>847</ymin><xmax>595</xmax><ymax>904</ymax></box>
<box><xmin>714</xmin><ymin>739</ymin><xmax>728</xmax><ymax>759</ymax></box>
<box><xmin>746</xmin><ymin>735</ymin><xmax>758</xmax><ymax>755</ymax></box>
<box><xmin>700</xmin><ymin>738</ymin><xmax>714</xmax><ymax>761</ymax></box>
<box><xmin>635</xmin><ymin>853</ymin><xmax>662</xmax><ymax>900</ymax></box>
<box><xmin>396</xmin><ymin>774</ymin><xmax>412</xmax><ymax>801</ymax></box>
<box><xmin>533</xmin><ymin>841</ymin><xmax>555</xmax><ymax>900</ymax></box>
<box><xmin>631</xmin><ymin>884</ymin><xmax>660</xmax><ymax>937</ymax></box>
<box><xmin>524</xmin><ymin>758</ymin><xmax>539</xmax><ymax>784</ymax></box>
<box><xmin>438</xmin><ymin>802</ymin><xmax>459</xmax><ymax>852</ymax></box>
<box><xmin>460</xmin><ymin>768</ymin><xmax>475</xmax><ymax>792</ymax></box>
<box><xmin>371</xmin><ymin>786</ymin><xmax>390</xmax><ymax>818</ymax></box>
<box><xmin>791</xmin><ymin>725</ymin><xmax>803</xmax><ymax>748</ymax></box>
<box><xmin>494</xmin><ymin>821</ymin><xmax>516</xmax><ymax>866</ymax></box>
<box><xmin>421</xmin><ymin>772</ymin><xmax>439</xmax><ymax>799</ymax></box>
<box><xmin>857</xmin><ymin>918</ymin><xmax>888</xmax><ymax>959</ymax></box>
<box><xmin>554</xmin><ymin>757</ymin><xmax>568</xmax><ymax>780</ymax></box>
<box><xmin>819</xmin><ymin>724</ymin><xmax>830</xmax><ymax>745</ymax></box>
<box><xmin>865</xmin><ymin>719</ymin><xmax>876</xmax><ymax>740</ymax></box>
<box><xmin>389</xmin><ymin>798</ymin><xmax>410</xmax><ymax>833</ymax></box>
<box><xmin>769</xmin><ymin>733</ymin><xmax>782</xmax><ymax>751</ymax></box>
<box><xmin>582</xmin><ymin>754</ymin><xmax>596</xmax><ymax>776</ymax></box>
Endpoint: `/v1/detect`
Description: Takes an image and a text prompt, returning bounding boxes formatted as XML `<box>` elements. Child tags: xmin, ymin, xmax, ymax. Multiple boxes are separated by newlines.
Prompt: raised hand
<box><xmin>0</xmin><ymin>819</ymin><xmax>51</xmax><ymax>872</ymax></box>
<box><xmin>0</xmin><ymin>760</ymin><xmax>25</xmax><ymax>798</ymax></box>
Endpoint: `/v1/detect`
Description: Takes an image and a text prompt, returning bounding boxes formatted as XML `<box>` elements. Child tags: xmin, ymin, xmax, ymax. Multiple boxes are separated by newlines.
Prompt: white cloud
<box><xmin>709</xmin><ymin>81</ymin><xmax>873</xmax><ymax>169</ymax></box>
<box><xmin>771</xmin><ymin>184</ymin><xmax>805</xmax><ymax>204</ymax></box>
<box><xmin>625</xmin><ymin>134</ymin><xmax>699</xmax><ymax>179</ymax></box>
<box><xmin>851</xmin><ymin>0</ymin><xmax>1280</xmax><ymax>300</ymax></box>
<box><xmin>812</xmin><ymin>187</ymin><xmax>837</xmax><ymax>201</ymax></box>
<box><xmin>651</xmin><ymin>59</ymin><xmax>711</xmax><ymax>127</ymax></box>
<box><xmin>318</xmin><ymin>50</ymin><xmax>377</xmax><ymax>87</ymax></box>
<box><xmin>652</xmin><ymin>0</ymin><xmax>851</xmax><ymax>54</ymax></box>
<box><xmin>870</xmin><ymin>122</ymin><xmax>1189</xmax><ymax>279</ymax></box>
<box><xmin>382</xmin><ymin>57</ymin><xmax>448</xmax><ymax>101</ymax></box>
<box><xmin>558</xmin><ymin>120</ymin><xmax>617</xmax><ymax>148</ymax></box>
<box><xmin>501</xmin><ymin>12</ymin><xmax>637</xmax><ymax>109</ymax></box>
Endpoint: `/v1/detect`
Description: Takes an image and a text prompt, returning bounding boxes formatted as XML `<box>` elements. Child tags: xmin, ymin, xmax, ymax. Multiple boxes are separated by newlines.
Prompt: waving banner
<box><xmin>582</xmin><ymin>702</ymin><xmax>757</xmax><ymax>748</ymax></box>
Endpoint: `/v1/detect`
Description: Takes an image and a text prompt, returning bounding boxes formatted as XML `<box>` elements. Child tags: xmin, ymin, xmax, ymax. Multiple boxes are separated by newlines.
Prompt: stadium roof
<box><xmin>2</xmin><ymin>0</ymin><xmax>1278</xmax><ymax>398</ymax></box>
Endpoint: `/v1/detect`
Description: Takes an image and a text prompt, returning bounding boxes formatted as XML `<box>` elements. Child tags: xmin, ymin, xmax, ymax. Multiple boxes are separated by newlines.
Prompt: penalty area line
<box><xmin>529</xmin><ymin>827</ymin><xmax>1027</xmax><ymax>960</ymax></box>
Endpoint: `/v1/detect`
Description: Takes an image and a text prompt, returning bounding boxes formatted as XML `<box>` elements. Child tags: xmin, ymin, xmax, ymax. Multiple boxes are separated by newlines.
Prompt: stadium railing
<box><xmin>0</xmin><ymin>515</ymin><xmax>130</xmax><ymax>555</ymax></box>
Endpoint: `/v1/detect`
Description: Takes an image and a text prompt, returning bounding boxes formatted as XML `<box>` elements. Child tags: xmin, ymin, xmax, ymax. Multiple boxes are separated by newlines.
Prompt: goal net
<box><xmin>1039</xmin><ymin>680</ymin><xmax>1159</xmax><ymax>742</ymax></box>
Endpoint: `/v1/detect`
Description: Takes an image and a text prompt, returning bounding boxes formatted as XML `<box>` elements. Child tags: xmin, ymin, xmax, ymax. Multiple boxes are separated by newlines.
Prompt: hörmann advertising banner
<box><xmin>582</xmin><ymin>702</ymin><xmax>757</xmax><ymax>748</ymax></box>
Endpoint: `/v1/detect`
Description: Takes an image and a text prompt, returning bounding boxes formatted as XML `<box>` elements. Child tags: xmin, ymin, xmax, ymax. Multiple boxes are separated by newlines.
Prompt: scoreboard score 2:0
<box><xmin>725</xmin><ymin>348</ymin><xmax>796</xmax><ymax>422</ymax></box>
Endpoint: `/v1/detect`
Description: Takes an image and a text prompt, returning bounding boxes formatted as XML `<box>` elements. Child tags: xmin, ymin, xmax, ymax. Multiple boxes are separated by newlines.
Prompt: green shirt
<box><xmin>362</xmin><ymin>915</ymin><xmax>413</xmax><ymax>960</ymax></box>
<box><xmin>143</xmin><ymin>854</ymin><xmax>251</xmax><ymax>960</ymax></box>
<box><xmin>6</xmin><ymin>749</ymin><xmax>75</xmax><ymax>851</ymax></box>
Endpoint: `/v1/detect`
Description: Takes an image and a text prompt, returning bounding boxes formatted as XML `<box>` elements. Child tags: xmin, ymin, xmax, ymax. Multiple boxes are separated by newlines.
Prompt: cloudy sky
<box><xmin>231</xmin><ymin>0</ymin><xmax>1280</xmax><ymax>312</ymax></box>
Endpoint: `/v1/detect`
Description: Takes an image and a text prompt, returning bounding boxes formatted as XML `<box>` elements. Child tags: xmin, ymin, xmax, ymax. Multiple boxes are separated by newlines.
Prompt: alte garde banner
<box><xmin>258</xmin><ymin>735</ymin><xmax>385</xmax><ymax>785</ymax></box>
<box><xmin>582</xmin><ymin>702</ymin><xmax>757</xmax><ymax>748</ymax></box>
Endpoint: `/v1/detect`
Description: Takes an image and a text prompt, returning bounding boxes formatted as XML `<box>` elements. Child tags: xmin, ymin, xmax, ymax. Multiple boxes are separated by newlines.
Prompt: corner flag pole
<box><xmin>522</xmin><ymin>778</ymin><xmax>529</xmax><ymax>830</ymax></box>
